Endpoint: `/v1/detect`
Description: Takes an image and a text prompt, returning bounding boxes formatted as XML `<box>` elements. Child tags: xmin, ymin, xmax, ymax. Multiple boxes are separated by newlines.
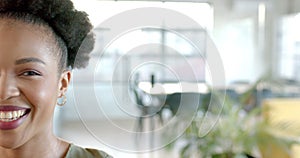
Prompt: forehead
<box><xmin>0</xmin><ymin>19</ymin><xmax>56</xmax><ymax>66</ymax></box>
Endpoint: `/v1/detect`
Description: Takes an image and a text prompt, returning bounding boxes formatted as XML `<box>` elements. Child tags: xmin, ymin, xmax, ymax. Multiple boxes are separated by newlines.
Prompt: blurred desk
<box><xmin>138</xmin><ymin>81</ymin><xmax>209</xmax><ymax>95</ymax></box>
<box><xmin>135</xmin><ymin>81</ymin><xmax>210</xmax><ymax>116</ymax></box>
<box><xmin>137</xmin><ymin>81</ymin><xmax>209</xmax><ymax>112</ymax></box>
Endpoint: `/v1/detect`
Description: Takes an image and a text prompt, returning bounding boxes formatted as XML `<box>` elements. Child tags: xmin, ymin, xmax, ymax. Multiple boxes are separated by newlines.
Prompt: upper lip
<box><xmin>0</xmin><ymin>105</ymin><xmax>31</xmax><ymax>111</ymax></box>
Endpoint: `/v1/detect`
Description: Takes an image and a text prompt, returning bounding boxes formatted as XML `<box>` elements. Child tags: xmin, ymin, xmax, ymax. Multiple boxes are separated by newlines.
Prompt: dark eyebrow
<box><xmin>15</xmin><ymin>57</ymin><xmax>46</xmax><ymax>65</ymax></box>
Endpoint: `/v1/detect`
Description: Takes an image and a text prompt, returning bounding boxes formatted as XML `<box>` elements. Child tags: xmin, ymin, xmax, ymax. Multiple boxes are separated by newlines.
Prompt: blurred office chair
<box><xmin>131</xmin><ymin>84</ymin><xmax>165</xmax><ymax>132</ymax></box>
<box><xmin>164</xmin><ymin>92</ymin><xmax>211</xmax><ymax>117</ymax></box>
<box><xmin>130</xmin><ymin>82</ymin><xmax>167</xmax><ymax>150</ymax></box>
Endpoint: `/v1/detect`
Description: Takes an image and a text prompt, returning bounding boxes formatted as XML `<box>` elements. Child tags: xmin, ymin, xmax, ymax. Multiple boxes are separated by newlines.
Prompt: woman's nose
<box><xmin>0</xmin><ymin>73</ymin><xmax>20</xmax><ymax>101</ymax></box>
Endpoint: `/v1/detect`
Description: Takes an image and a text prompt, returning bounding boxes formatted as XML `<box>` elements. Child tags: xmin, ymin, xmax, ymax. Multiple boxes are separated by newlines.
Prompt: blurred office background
<box><xmin>53</xmin><ymin>0</ymin><xmax>300</xmax><ymax>157</ymax></box>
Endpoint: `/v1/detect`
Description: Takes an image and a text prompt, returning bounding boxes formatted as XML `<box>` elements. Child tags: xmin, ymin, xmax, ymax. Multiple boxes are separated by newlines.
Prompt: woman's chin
<box><xmin>0</xmin><ymin>141</ymin><xmax>21</xmax><ymax>150</ymax></box>
<box><xmin>0</xmin><ymin>132</ymin><xmax>26</xmax><ymax>150</ymax></box>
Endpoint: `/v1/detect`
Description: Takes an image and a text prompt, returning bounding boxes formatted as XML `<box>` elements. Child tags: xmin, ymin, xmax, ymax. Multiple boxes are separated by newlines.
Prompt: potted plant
<box><xmin>165</xmin><ymin>78</ymin><xmax>299</xmax><ymax>158</ymax></box>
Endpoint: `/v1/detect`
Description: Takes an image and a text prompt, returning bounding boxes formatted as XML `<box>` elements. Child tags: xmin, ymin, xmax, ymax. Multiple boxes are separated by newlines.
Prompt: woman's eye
<box><xmin>21</xmin><ymin>71</ymin><xmax>41</xmax><ymax>76</ymax></box>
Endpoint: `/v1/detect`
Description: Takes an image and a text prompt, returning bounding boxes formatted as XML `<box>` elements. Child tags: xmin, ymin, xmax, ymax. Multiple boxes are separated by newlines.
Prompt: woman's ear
<box><xmin>58</xmin><ymin>70</ymin><xmax>72</xmax><ymax>97</ymax></box>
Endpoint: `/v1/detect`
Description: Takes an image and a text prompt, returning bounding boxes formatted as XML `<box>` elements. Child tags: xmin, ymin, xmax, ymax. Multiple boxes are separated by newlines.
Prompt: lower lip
<box><xmin>0</xmin><ymin>112</ymin><xmax>30</xmax><ymax>130</ymax></box>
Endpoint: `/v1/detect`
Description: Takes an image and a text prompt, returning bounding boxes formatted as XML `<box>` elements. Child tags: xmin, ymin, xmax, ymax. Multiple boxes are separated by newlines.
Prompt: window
<box><xmin>71</xmin><ymin>1</ymin><xmax>213</xmax><ymax>84</ymax></box>
<box><xmin>278</xmin><ymin>13</ymin><xmax>300</xmax><ymax>81</ymax></box>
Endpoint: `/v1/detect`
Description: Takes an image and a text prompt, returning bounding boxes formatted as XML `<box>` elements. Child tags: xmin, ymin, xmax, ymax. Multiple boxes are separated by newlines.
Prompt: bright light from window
<box><xmin>258</xmin><ymin>2</ymin><xmax>266</xmax><ymax>27</ymax></box>
<box><xmin>71</xmin><ymin>0</ymin><xmax>213</xmax><ymax>30</ymax></box>
<box><xmin>71</xmin><ymin>0</ymin><xmax>213</xmax><ymax>56</ymax></box>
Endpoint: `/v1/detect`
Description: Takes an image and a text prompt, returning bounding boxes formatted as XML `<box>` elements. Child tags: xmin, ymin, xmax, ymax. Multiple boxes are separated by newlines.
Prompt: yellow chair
<box><xmin>262</xmin><ymin>98</ymin><xmax>300</xmax><ymax>158</ymax></box>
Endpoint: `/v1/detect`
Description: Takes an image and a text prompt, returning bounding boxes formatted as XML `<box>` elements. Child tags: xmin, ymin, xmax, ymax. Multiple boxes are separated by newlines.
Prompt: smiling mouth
<box><xmin>0</xmin><ymin>106</ymin><xmax>31</xmax><ymax>130</ymax></box>
<box><xmin>0</xmin><ymin>109</ymin><xmax>30</xmax><ymax>122</ymax></box>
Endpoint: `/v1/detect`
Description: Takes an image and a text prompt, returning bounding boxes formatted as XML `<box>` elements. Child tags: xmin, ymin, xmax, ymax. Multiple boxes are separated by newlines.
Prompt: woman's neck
<box><xmin>0</xmin><ymin>129</ymin><xmax>70</xmax><ymax>158</ymax></box>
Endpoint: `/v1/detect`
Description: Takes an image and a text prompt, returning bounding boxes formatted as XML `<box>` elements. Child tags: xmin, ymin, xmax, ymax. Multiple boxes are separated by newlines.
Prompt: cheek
<box><xmin>20</xmin><ymin>78</ymin><xmax>59</xmax><ymax>110</ymax></box>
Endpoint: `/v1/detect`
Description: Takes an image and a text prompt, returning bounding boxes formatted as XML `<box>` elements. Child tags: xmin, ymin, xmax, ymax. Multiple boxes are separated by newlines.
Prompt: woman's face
<box><xmin>0</xmin><ymin>19</ymin><xmax>70</xmax><ymax>149</ymax></box>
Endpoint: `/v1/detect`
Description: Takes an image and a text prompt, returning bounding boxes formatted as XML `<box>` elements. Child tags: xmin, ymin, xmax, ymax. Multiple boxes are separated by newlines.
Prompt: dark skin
<box><xmin>0</xmin><ymin>18</ymin><xmax>72</xmax><ymax>158</ymax></box>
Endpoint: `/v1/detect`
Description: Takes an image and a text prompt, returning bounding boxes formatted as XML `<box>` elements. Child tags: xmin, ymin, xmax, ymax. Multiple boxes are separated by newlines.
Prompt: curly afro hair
<box><xmin>0</xmin><ymin>0</ymin><xmax>94</xmax><ymax>70</ymax></box>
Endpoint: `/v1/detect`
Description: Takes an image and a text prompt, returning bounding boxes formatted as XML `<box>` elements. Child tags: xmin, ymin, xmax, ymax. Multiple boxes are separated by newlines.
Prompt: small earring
<box><xmin>57</xmin><ymin>94</ymin><xmax>67</xmax><ymax>106</ymax></box>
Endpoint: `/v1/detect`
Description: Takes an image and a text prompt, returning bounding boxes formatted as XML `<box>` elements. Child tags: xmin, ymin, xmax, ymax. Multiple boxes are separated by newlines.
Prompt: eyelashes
<box><xmin>22</xmin><ymin>71</ymin><xmax>41</xmax><ymax>76</ymax></box>
<box><xmin>20</xmin><ymin>70</ymin><xmax>42</xmax><ymax>77</ymax></box>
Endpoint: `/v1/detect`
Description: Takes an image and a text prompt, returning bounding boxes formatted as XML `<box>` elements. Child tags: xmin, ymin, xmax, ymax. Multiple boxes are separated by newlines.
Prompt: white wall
<box><xmin>55</xmin><ymin>0</ymin><xmax>300</xmax><ymax>123</ymax></box>
<box><xmin>210</xmin><ymin>0</ymin><xmax>300</xmax><ymax>83</ymax></box>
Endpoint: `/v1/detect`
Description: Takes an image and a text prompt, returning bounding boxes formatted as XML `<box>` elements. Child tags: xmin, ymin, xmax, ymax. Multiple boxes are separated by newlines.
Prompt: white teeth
<box><xmin>6</xmin><ymin>112</ymin><xmax>12</xmax><ymax>119</ymax></box>
<box><xmin>0</xmin><ymin>110</ymin><xmax>27</xmax><ymax>122</ymax></box>
<box><xmin>21</xmin><ymin>110</ymin><xmax>25</xmax><ymax>116</ymax></box>
<box><xmin>18</xmin><ymin>110</ymin><xmax>22</xmax><ymax>117</ymax></box>
<box><xmin>13</xmin><ymin>111</ymin><xmax>18</xmax><ymax>118</ymax></box>
<box><xmin>0</xmin><ymin>112</ymin><xmax>4</xmax><ymax>119</ymax></box>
